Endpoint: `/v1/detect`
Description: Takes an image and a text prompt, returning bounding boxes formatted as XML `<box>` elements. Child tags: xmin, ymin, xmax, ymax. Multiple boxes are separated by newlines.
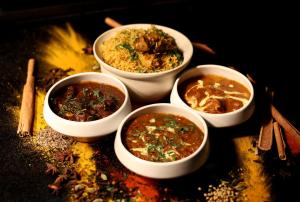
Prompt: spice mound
<box><xmin>180</xmin><ymin>74</ymin><xmax>250</xmax><ymax>113</ymax></box>
<box><xmin>49</xmin><ymin>81</ymin><xmax>125</xmax><ymax>122</ymax></box>
<box><xmin>36</xmin><ymin>127</ymin><xmax>74</xmax><ymax>151</ymax></box>
<box><xmin>100</xmin><ymin>25</ymin><xmax>183</xmax><ymax>73</ymax></box>
<box><xmin>123</xmin><ymin>113</ymin><xmax>204</xmax><ymax>162</ymax></box>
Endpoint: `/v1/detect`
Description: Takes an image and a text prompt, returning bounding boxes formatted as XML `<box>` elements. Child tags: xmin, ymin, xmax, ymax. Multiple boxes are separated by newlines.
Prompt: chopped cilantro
<box><xmin>92</xmin><ymin>89</ymin><xmax>100</xmax><ymax>97</ymax></box>
<box><xmin>165</xmin><ymin>119</ymin><xmax>177</xmax><ymax>128</ymax></box>
<box><xmin>117</xmin><ymin>43</ymin><xmax>139</xmax><ymax>61</ymax></box>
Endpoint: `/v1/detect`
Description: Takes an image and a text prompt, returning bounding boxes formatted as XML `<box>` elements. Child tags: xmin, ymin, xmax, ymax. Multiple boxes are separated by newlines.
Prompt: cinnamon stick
<box><xmin>271</xmin><ymin>105</ymin><xmax>300</xmax><ymax>137</ymax></box>
<box><xmin>258</xmin><ymin>118</ymin><xmax>273</xmax><ymax>151</ymax></box>
<box><xmin>191</xmin><ymin>42</ymin><xmax>216</xmax><ymax>54</ymax></box>
<box><xmin>17</xmin><ymin>58</ymin><xmax>35</xmax><ymax>137</ymax></box>
<box><xmin>104</xmin><ymin>17</ymin><xmax>122</xmax><ymax>28</ymax></box>
<box><xmin>258</xmin><ymin>88</ymin><xmax>273</xmax><ymax>151</ymax></box>
<box><xmin>246</xmin><ymin>73</ymin><xmax>256</xmax><ymax>85</ymax></box>
<box><xmin>271</xmin><ymin>104</ymin><xmax>300</xmax><ymax>155</ymax></box>
<box><xmin>104</xmin><ymin>17</ymin><xmax>216</xmax><ymax>55</ymax></box>
<box><xmin>273</xmin><ymin>121</ymin><xmax>286</xmax><ymax>160</ymax></box>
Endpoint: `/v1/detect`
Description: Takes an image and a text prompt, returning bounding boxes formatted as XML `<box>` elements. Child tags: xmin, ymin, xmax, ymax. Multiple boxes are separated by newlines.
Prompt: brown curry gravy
<box><xmin>123</xmin><ymin>113</ymin><xmax>204</xmax><ymax>162</ymax></box>
<box><xmin>50</xmin><ymin>81</ymin><xmax>125</xmax><ymax>121</ymax></box>
<box><xmin>180</xmin><ymin>74</ymin><xmax>250</xmax><ymax>114</ymax></box>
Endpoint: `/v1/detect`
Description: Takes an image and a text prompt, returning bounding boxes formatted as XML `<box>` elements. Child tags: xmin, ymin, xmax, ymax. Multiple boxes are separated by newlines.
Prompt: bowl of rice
<box><xmin>93</xmin><ymin>24</ymin><xmax>193</xmax><ymax>103</ymax></box>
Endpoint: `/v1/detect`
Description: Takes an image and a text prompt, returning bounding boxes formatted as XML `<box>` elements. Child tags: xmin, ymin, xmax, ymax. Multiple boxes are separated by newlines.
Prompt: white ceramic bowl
<box><xmin>114</xmin><ymin>103</ymin><xmax>209</xmax><ymax>179</ymax></box>
<box><xmin>93</xmin><ymin>24</ymin><xmax>193</xmax><ymax>103</ymax></box>
<box><xmin>170</xmin><ymin>64</ymin><xmax>255</xmax><ymax>128</ymax></box>
<box><xmin>43</xmin><ymin>72</ymin><xmax>132</xmax><ymax>142</ymax></box>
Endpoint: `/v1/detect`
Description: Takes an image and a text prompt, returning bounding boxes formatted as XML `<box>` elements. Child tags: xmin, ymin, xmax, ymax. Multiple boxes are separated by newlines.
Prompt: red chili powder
<box><xmin>125</xmin><ymin>174</ymin><xmax>159</xmax><ymax>201</ymax></box>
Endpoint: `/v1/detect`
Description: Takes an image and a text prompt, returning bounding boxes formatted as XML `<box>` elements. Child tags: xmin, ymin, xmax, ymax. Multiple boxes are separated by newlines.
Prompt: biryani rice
<box><xmin>99</xmin><ymin>26</ymin><xmax>183</xmax><ymax>73</ymax></box>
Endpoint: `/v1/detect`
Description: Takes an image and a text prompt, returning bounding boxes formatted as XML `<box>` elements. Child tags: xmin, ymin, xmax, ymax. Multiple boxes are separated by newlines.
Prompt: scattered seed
<box><xmin>36</xmin><ymin>127</ymin><xmax>74</xmax><ymax>151</ymax></box>
<box><xmin>74</xmin><ymin>184</ymin><xmax>85</xmax><ymax>191</ymax></box>
<box><xmin>100</xmin><ymin>173</ymin><xmax>108</xmax><ymax>181</ymax></box>
<box><xmin>93</xmin><ymin>199</ymin><xmax>103</xmax><ymax>202</ymax></box>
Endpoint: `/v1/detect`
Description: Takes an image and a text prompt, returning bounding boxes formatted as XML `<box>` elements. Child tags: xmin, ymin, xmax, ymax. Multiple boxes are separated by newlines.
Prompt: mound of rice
<box><xmin>99</xmin><ymin>26</ymin><xmax>183</xmax><ymax>73</ymax></box>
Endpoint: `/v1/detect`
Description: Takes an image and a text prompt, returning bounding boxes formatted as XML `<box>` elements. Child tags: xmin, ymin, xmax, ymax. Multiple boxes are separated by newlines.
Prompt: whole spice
<box><xmin>258</xmin><ymin>118</ymin><xmax>273</xmax><ymax>151</ymax></box>
<box><xmin>36</xmin><ymin>127</ymin><xmax>74</xmax><ymax>151</ymax></box>
<box><xmin>245</xmin><ymin>69</ymin><xmax>299</xmax><ymax>157</ymax></box>
<box><xmin>38</xmin><ymin>67</ymin><xmax>73</xmax><ymax>91</ymax></box>
<box><xmin>258</xmin><ymin>88</ymin><xmax>273</xmax><ymax>151</ymax></box>
<box><xmin>246</xmin><ymin>73</ymin><xmax>256</xmax><ymax>85</ymax></box>
<box><xmin>271</xmin><ymin>105</ymin><xmax>300</xmax><ymax>155</ymax></box>
<box><xmin>48</xmin><ymin>184</ymin><xmax>61</xmax><ymax>195</ymax></box>
<box><xmin>273</xmin><ymin>122</ymin><xmax>286</xmax><ymax>160</ymax></box>
<box><xmin>104</xmin><ymin>17</ymin><xmax>122</xmax><ymax>28</ymax></box>
<box><xmin>192</xmin><ymin>42</ymin><xmax>216</xmax><ymax>54</ymax></box>
<box><xmin>17</xmin><ymin>58</ymin><xmax>35</xmax><ymax>136</ymax></box>
<box><xmin>242</xmin><ymin>66</ymin><xmax>299</xmax><ymax>157</ymax></box>
<box><xmin>54</xmin><ymin>174</ymin><xmax>68</xmax><ymax>184</ymax></box>
<box><xmin>45</xmin><ymin>163</ymin><xmax>58</xmax><ymax>175</ymax></box>
<box><xmin>203</xmin><ymin>180</ymin><xmax>248</xmax><ymax>202</ymax></box>
<box><xmin>54</xmin><ymin>150</ymin><xmax>76</xmax><ymax>163</ymax></box>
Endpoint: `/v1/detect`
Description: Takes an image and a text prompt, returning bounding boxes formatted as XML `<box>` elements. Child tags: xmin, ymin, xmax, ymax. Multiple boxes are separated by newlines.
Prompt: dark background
<box><xmin>0</xmin><ymin>1</ymin><xmax>299</xmax><ymax>201</ymax></box>
<box><xmin>1</xmin><ymin>0</ymin><xmax>298</xmax><ymax>125</ymax></box>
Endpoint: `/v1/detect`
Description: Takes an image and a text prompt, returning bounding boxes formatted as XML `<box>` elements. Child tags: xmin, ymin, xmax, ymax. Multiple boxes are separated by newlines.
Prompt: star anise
<box><xmin>45</xmin><ymin>163</ymin><xmax>58</xmax><ymax>175</ymax></box>
<box><xmin>48</xmin><ymin>184</ymin><xmax>61</xmax><ymax>195</ymax></box>
<box><xmin>54</xmin><ymin>174</ymin><xmax>68</xmax><ymax>185</ymax></box>
<box><xmin>64</xmin><ymin>150</ymin><xmax>75</xmax><ymax>163</ymax></box>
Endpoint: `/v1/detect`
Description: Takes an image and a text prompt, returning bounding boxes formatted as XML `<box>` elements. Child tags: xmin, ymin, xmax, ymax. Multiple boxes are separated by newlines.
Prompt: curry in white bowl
<box><xmin>170</xmin><ymin>64</ymin><xmax>255</xmax><ymax>127</ymax></box>
<box><xmin>114</xmin><ymin>103</ymin><xmax>209</xmax><ymax>179</ymax></box>
<box><xmin>180</xmin><ymin>74</ymin><xmax>251</xmax><ymax>114</ymax></box>
<box><xmin>122</xmin><ymin>112</ymin><xmax>204</xmax><ymax>162</ymax></box>
<box><xmin>50</xmin><ymin>81</ymin><xmax>125</xmax><ymax>122</ymax></box>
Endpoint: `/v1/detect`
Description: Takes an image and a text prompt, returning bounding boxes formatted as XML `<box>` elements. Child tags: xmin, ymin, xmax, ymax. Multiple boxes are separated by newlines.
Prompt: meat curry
<box><xmin>50</xmin><ymin>82</ymin><xmax>125</xmax><ymax>121</ymax></box>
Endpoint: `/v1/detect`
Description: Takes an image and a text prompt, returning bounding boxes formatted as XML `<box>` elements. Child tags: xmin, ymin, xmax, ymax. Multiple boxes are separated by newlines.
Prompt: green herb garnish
<box><xmin>170</xmin><ymin>49</ymin><xmax>183</xmax><ymax>62</ymax></box>
<box><xmin>165</xmin><ymin>119</ymin><xmax>177</xmax><ymax>128</ymax></box>
<box><xmin>117</xmin><ymin>43</ymin><xmax>139</xmax><ymax>61</ymax></box>
<box><xmin>92</xmin><ymin>89</ymin><xmax>100</xmax><ymax>97</ymax></box>
<box><xmin>147</xmin><ymin>144</ymin><xmax>156</xmax><ymax>153</ymax></box>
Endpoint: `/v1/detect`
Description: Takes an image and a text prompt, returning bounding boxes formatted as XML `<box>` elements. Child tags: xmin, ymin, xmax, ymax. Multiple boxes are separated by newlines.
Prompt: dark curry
<box><xmin>50</xmin><ymin>81</ymin><xmax>125</xmax><ymax>121</ymax></box>
<box><xmin>180</xmin><ymin>74</ymin><xmax>250</xmax><ymax>114</ymax></box>
<box><xmin>123</xmin><ymin>113</ymin><xmax>204</xmax><ymax>162</ymax></box>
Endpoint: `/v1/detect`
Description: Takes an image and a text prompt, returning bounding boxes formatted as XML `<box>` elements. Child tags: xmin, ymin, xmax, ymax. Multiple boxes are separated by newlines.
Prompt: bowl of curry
<box><xmin>114</xmin><ymin>103</ymin><xmax>209</xmax><ymax>179</ymax></box>
<box><xmin>170</xmin><ymin>64</ymin><xmax>255</xmax><ymax>127</ymax></box>
<box><xmin>93</xmin><ymin>24</ymin><xmax>193</xmax><ymax>102</ymax></box>
<box><xmin>43</xmin><ymin>72</ymin><xmax>131</xmax><ymax>142</ymax></box>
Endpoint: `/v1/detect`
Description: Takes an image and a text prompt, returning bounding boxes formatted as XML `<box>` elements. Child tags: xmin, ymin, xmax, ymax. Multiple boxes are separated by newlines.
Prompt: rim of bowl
<box><xmin>116</xmin><ymin>103</ymin><xmax>208</xmax><ymax>166</ymax></box>
<box><xmin>44</xmin><ymin>72</ymin><xmax>130</xmax><ymax>127</ymax></box>
<box><xmin>93</xmin><ymin>23</ymin><xmax>193</xmax><ymax>79</ymax></box>
<box><xmin>174</xmin><ymin>64</ymin><xmax>255</xmax><ymax>118</ymax></box>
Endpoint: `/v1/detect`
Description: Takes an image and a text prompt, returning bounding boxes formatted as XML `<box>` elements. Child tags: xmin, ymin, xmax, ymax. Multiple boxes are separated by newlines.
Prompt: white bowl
<box><xmin>114</xmin><ymin>103</ymin><xmax>209</xmax><ymax>179</ymax></box>
<box><xmin>43</xmin><ymin>72</ymin><xmax>132</xmax><ymax>142</ymax></box>
<box><xmin>93</xmin><ymin>24</ymin><xmax>193</xmax><ymax>103</ymax></box>
<box><xmin>170</xmin><ymin>64</ymin><xmax>255</xmax><ymax>128</ymax></box>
